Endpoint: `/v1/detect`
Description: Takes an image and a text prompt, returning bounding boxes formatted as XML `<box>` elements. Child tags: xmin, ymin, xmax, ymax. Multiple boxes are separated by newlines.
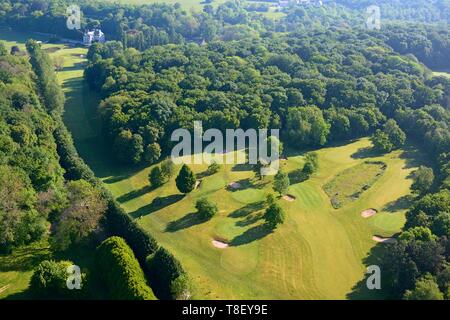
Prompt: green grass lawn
<box><xmin>99</xmin><ymin>138</ymin><xmax>423</xmax><ymax>299</ymax></box>
<box><xmin>0</xmin><ymin>30</ymin><xmax>425</xmax><ymax>300</ymax></box>
<box><xmin>0</xmin><ymin>239</ymin><xmax>52</xmax><ymax>299</ymax></box>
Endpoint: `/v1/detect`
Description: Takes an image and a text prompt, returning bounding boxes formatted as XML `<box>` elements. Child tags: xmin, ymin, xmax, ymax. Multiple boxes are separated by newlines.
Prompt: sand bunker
<box><xmin>361</xmin><ymin>208</ymin><xmax>378</xmax><ymax>218</ymax></box>
<box><xmin>195</xmin><ymin>180</ymin><xmax>202</xmax><ymax>189</ymax></box>
<box><xmin>282</xmin><ymin>194</ymin><xmax>296</xmax><ymax>202</ymax></box>
<box><xmin>212</xmin><ymin>240</ymin><xmax>229</xmax><ymax>249</ymax></box>
<box><xmin>372</xmin><ymin>236</ymin><xmax>397</xmax><ymax>244</ymax></box>
<box><xmin>228</xmin><ymin>182</ymin><xmax>242</xmax><ymax>190</ymax></box>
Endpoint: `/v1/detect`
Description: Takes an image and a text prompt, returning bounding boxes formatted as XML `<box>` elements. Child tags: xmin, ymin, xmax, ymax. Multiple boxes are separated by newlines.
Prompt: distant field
<box><xmin>107</xmin><ymin>0</ymin><xmax>240</xmax><ymax>10</ymax></box>
<box><xmin>104</xmin><ymin>0</ymin><xmax>284</xmax><ymax>17</ymax></box>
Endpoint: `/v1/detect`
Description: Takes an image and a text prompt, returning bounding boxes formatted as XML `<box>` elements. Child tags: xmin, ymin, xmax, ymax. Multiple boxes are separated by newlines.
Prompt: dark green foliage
<box><xmin>206</xmin><ymin>162</ymin><xmax>221</xmax><ymax>175</ymax></box>
<box><xmin>403</xmin><ymin>274</ymin><xmax>444</xmax><ymax>300</ymax></box>
<box><xmin>264</xmin><ymin>202</ymin><xmax>285</xmax><ymax>229</ymax></box>
<box><xmin>285</xmin><ymin>106</ymin><xmax>330</xmax><ymax>147</ymax></box>
<box><xmin>371</xmin><ymin>119</ymin><xmax>405</xmax><ymax>153</ymax></box>
<box><xmin>113</xmin><ymin>130</ymin><xmax>144</xmax><ymax>164</ymax></box>
<box><xmin>371</xmin><ymin>129</ymin><xmax>394</xmax><ymax>153</ymax></box>
<box><xmin>26</xmin><ymin>40</ymin><xmax>65</xmax><ymax>115</ymax></box>
<box><xmin>149</xmin><ymin>166</ymin><xmax>165</xmax><ymax>188</ymax></box>
<box><xmin>175</xmin><ymin>164</ymin><xmax>196</xmax><ymax>194</ymax></box>
<box><xmin>53</xmin><ymin>124</ymin><xmax>97</xmax><ymax>182</ymax></box>
<box><xmin>411</xmin><ymin>166</ymin><xmax>434</xmax><ymax>195</ymax></box>
<box><xmin>144</xmin><ymin>142</ymin><xmax>161</xmax><ymax>164</ymax></box>
<box><xmin>431</xmin><ymin>213</ymin><xmax>450</xmax><ymax>238</ymax></box>
<box><xmin>195</xmin><ymin>198</ymin><xmax>218</xmax><ymax>221</ymax></box>
<box><xmin>170</xmin><ymin>273</ymin><xmax>194</xmax><ymax>300</ymax></box>
<box><xmin>146</xmin><ymin>247</ymin><xmax>186</xmax><ymax>300</ymax></box>
<box><xmin>105</xmin><ymin>200</ymin><xmax>159</xmax><ymax>263</ymax></box>
<box><xmin>96</xmin><ymin>236</ymin><xmax>157</xmax><ymax>300</ymax></box>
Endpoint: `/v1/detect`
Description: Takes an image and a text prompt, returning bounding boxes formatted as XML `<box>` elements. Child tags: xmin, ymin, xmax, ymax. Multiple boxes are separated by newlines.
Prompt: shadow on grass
<box><xmin>288</xmin><ymin>169</ymin><xmax>309</xmax><ymax>185</ymax></box>
<box><xmin>231</xmin><ymin>163</ymin><xmax>254</xmax><ymax>172</ymax></box>
<box><xmin>399</xmin><ymin>143</ymin><xmax>429</xmax><ymax>170</ymax></box>
<box><xmin>117</xmin><ymin>185</ymin><xmax>155</xmax><ymax>203</ymax></box>
<box><xmin>235</xmin><ymin>213</ymin><xmax>264</xmax><ymax>227</ymax></box>
<box><xmin>228</xmin><ymin>201</ymin><xmax>265</xmax><ymax>218</ymax></box>
<box><xmin>230</xmin><ymin>224</ymin><xmax>273</xmax><ymax>246</ymax></box>
<box><xmin>382</xmin><ymin>195</ymin><xmax>414</xmax><ymax>213</ymax></box>
<box><xmin>351</xmin><ymin>146</ymin><xmax>380</xmax><ymax>159</ymax></box>
<box><xmin>346</xmin><ymin>244</ymin><xmax>394</xmax><ymax>300</ymax></box>
<box><xmin>165</xmin><ymin>212</ymin><xmax>205</xmax><ymax>232</ymax></box>
<box><xmin>130</xmin><ymin>194</ymin><xmax>184</xmax><ymax>219</ymax></box>
<box><xmin>0</xmin><ymin>245</ymin><xmax>51</xmax><ymax>272</ymax></box>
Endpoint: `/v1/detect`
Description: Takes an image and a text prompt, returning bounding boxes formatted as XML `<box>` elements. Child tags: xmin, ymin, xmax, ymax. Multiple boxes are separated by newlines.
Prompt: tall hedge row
<box><xmin>96</xmin><ymin>236</ymin><xmax>157</xmax><ymax>300</ymax></box>
<box><xmin>27</xmin><ymin>41</ymin><xmax>187</xmax><ymax>300</ymax></box>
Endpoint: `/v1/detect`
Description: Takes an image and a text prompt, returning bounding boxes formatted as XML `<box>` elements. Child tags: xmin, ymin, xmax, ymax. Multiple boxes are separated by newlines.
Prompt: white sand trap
<box><xmin>361</xmin><ymin>208</ymin><xmax>378</xmax><ymax>218</ymax></box>
<box><xmin>195</xmin><ymin>180</ymin><xmax>202</xmax><ymax>189</ymax></box>
<box><xmin>228</xmin><ymin>182</ymin><xmax>242</xmax><ymax>190</ymax></box>
<box><xmin>283</xmin><ymin>194</ymin><xmax>296</xmax><ymax>202</ymax></box>
<box><xmin>212</xmin><ymin>240</ymin><xmax>229</xmax><ymax>249</ymax></box>
<box><xmin>372</xmin><ymin>236</ymin><xmax>397</xmax><ymax>244</ymax></box>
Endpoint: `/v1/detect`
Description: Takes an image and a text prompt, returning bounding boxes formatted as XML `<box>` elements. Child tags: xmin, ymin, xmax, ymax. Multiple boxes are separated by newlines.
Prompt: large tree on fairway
<box><xmin>273</xmin><ymin>170</ymin><xmax>290</xmax><ymax>196</ymax></box>
<box><xmin>175</xmin><ymin>164</ymin><xmax>196</xmax><ymax>194</ymax></box>
<box><xmin>264</xmin><ymin>202</ymin><xmax>285</xmax><ymax>229</ymax></box>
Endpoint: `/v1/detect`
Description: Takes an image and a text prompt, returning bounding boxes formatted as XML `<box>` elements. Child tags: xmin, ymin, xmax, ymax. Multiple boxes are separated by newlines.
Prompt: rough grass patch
<box><xmin>323</xmin><ymin>161</ymin><xmax>387</xmax><ymax>209</ymax></box>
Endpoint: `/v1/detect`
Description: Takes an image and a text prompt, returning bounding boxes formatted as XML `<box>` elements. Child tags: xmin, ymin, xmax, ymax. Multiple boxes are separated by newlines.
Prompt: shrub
<box><xmin>146</xmin><ymin>247</ymin><xmax>185</xmax><ymax>299</ymax></box>
<box><xmin>195</xmin><ymin>198</ymin><xmax>218</xmax><ymax>221</ymax></box>
<box><xmin>149</xmin><ymin>166</ymin><xmax>166</xmax><ymax>188</ymax></box>
<box><xmin>30</xmin><ymin>260</ymin><xmax>82</xmax><ymax>298</ymax></box>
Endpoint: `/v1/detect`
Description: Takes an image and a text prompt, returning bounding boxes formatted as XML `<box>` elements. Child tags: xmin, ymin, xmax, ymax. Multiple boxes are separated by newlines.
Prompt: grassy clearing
<box><xmin>323</xmin><ymin>161</ymin><xmax>387</xmax><ymax>209</ymax></box>
<box><xmin>0</xmin><ymin>239</ymin><xmax>51</xmax><ymax>299</ymax></box>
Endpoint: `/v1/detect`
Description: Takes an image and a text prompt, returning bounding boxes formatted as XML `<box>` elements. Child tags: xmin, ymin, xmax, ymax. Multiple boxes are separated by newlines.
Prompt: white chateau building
<box><xmin>83</xmin><ymin>29</ymin><xmax>106</xmax><ymax>46</ymax></box>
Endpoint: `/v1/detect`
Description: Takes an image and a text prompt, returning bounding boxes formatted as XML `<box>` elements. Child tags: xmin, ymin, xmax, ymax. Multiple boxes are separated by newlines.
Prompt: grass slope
<box><xmin>103</xmin><ymin>139</ymin><xmax>422</xmax><ymax>299</ymax></box>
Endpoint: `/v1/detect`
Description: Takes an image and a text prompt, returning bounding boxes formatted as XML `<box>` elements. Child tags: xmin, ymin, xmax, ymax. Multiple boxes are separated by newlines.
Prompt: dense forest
<box><xmin>0</xmin><ymin>0</ymin><xmax>449</xmax><ymax>300</ymax></box>
<box><xmin>83</xmin><ymin>29</ymin><xmax>450</xmax><ymax>166</ymax></box>
<box><xmin>0</xmin><ymin>0</ymin><xmax>449</xmax><ymax>69</ymax></box>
